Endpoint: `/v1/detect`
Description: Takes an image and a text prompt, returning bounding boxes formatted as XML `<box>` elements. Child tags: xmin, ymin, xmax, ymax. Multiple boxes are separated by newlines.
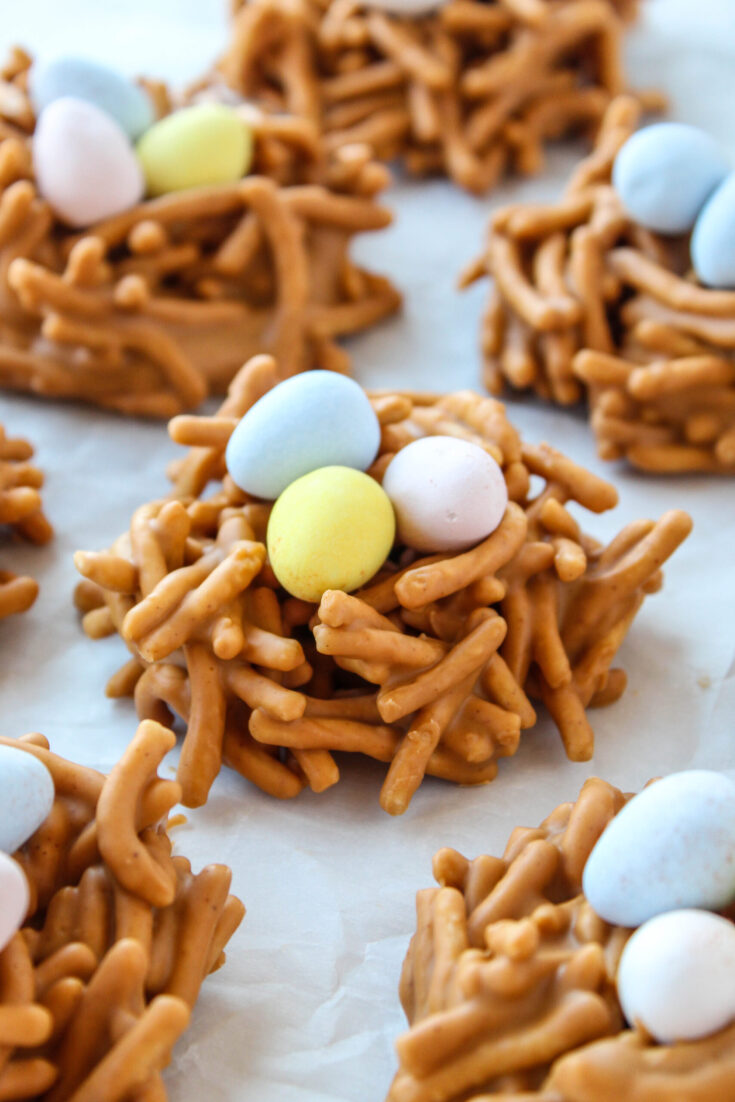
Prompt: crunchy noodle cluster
<box><xmin>74</xmin><ymin>353</ymin><xmax>690</xmax><ymax>815</ymax></box>
<box><xmin>0</xmin><ymin>47</ymin><xmax>399</xmax><ymax>417</ymax></box>
<box><xmin>0</xmin><ymin>721</ymin><xmax>244</xmax><ymax>1101</ymax></box>
<box><xmin>219</xmin><ymin>0</ymin><xmax>641</xmax><ymax>194</ymax></box>
<box><xmin>0</xmin><ymin>421</ymin><xmax>51</xmax><ymax>618</ymax></box>
<box><xmin>465</xmin><ymin>95</ymin><xmax>735</xmax><ymax>473</ymax></box>
<box><xmin>391</xmin><ymin>777</ymin><xmax>735</xmax><ymax>1101</ymax></box>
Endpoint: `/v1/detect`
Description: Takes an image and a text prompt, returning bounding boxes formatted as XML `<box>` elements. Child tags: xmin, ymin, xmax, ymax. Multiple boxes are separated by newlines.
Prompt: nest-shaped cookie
<box><xmin>466</xmin><ymin>94</ymin><xmax>735</xmax><ymax>473</ymax></box>
<box><xmin>0</xmin><ymin>720</ymin><xmax>244</xmax><ymax>1102</ymax></box>
<box><xmin>218</xmin><ymin>0</ymin><xmax>641</xmax><ymax>195</ymax></box>
<box><xmin>73</xmin><ymin>353</ymin><xmax>691</xmax><ymax>812</ymax></box>
<box><xmin>0</xmin><ymin>46</ymin><xmax>399</xmax><ymax>418</ymax></box>
<box><xmin>391</xmin><ymin>776</ymin><xmax>735</xmax><ymax>1101</ymax></box>
<box><xmin>74</xmin><ymin>353</ymin><xmax>691</xmax><ymax>815</ymax></box>
<box><xmin>0</xmin><ymin>420</ymin><xmax>52</xmax><ymax>618</ymax></box>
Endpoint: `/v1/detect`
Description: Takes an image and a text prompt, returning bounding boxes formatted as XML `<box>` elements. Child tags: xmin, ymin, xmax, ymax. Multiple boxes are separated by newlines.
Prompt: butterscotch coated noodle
<box><xmin>0</xmin><ymin>421</ymin><xmax>52</xmax><ymax>618</ymax></box>
<box><xmin>219</xmin><ymin>0</ymin><xmax>641</xmax><ymax>194</ymax></box>
<box><xmin>467</xmin><ymin>94</ymin><xmax>735</xmax><ymax>473</ymax></box>
<box><xmin>0</xmin><ymin>48</ymin><xmax>399</xmax><ymax>417</ymax></box>
<box><xmin>390</xmin><ymin>777</ymin><xmax>735</xmax><ymax>1101</ymax></box>
<box><xmin>0</xmin><ymin>722</ymin><xmax>245</xmax><ymax>1102</ymax></box>
<box><xmin>75</xmin><ymin>353</ymin><xmax>690</xmax><ymax>814</ymax></box>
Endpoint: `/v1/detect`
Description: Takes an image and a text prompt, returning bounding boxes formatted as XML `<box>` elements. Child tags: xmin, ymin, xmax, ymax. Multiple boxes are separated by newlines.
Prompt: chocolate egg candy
<box><xmin>226</xmin><ymin>371</ymin><xmax>381</xmax><ymax>500</ymax></box>
<box><xmin>30</xmin><ymin>56</ymin><xmax>154</xmax><ymax>140</ymax></box>
<box><xmin>691</xmin><ymin>172</ymin><xmax>735</xmax><ymax>288</ymax></box>
<box><xmin>583</xmin><ymin>770</ymin><xmax>735</xmax><ymax>927</ymax></box>
<box><xmin>0</xmin><ymin>744</ymin><xmax>55</xmax><ymax>853</ymax></box>
<box><xmin>33</xmin><ymin>97</ymin><xmax>144</xmax><ymax>227</ymax></box>
<box><xmin>618</xmin><ymin>909</ymin><xmax>735</xmax><ymax>1042</ymax></box>
<box><xmin>613</xmin><ymin>123</ymin><xmax>729</xmax><ymax>234</ymax></box>
<box><xmin>0</xmin><ymin>852</ymin><xmax>30</xmax><ymax>953</ymax></box>
<box><xmin>382</xmin><ymin>436</ymin><xmax>508</xmax><ymax>553</ymax></box>
<box><xmin>137</xmin><ymin>103</ymin><xmax>253</xmax><ymax>196</ymax></box>
<box><xmin>267</xmin><ymin>466</ymin><xmax>395</xmax><ymax>602</ymax></box>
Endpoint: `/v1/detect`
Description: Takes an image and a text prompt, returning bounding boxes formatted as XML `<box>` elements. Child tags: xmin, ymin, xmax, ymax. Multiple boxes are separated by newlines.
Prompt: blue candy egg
<box><xmin>30</xmin><ymin>56</ymin><xmax>154</xmax><ymax>140</ymax></box>
<box><xmin>691</xmin><ymin>171</ymin><xmax>735</xmax><ymax>288</ymax></box>
<box><xmin>583</xmin><ymin>770</ymin><xmax>735</xmax><ymax>928</ymax></box>
<box><xmin>225</xmin><ymin>371</ymin><xmax>381</xmax><ymax>500</ymax></box>
<box><xmin>613</xmin><ymin>123</ymin><xmax>729</xmax><ymax>235</ymax></box>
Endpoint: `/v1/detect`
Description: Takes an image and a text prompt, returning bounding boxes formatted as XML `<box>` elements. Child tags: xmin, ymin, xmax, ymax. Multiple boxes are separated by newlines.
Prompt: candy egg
<box><xmin>33</xmin><ymin>97</ymin><xmax>144</xmax><ymax>227</ymax></box>
<box><xmin>382</xmin><ymin>436</ymin><xmax>508</xmax><ymax>553</ymax></box>
<box><xmin>363</xmin><ymin>0</ymin><xmax>447</xmax><ymax>14</ymax></box>
<box><xmin>267</xmin><ymin>466</ymin><xmax>395</xmax><ymax>602</ymax></box>
<box><xmin>618</xmin><ymin>909</ymin><xmax>735</xmax><ymax>1043</ymax></box>
<box><xmin>0</xmin><ymin>853</ymin><xmax>29</xmax><ymax>954</ymax></box>
<box><xmin>137</xmin><ymin>104</ymin><xmax>253</xmax><ymax>196</ymax></box>
<box><xmin>691</xmin><ymin>172</ymin><xmax>735</xmax><ymax>288</ymax></box>
<box><xmin>0</xmin><ymin>744</ymin><xmax>55</xmax><ymax>853</ymax></box>
<box><xmin>583</xmin><ymin>770</ymin><xmax>735</xmax><ymax>928</ymax></box>
<box><xmin>226</xmin><ymin>371</ymin><xmax>381</xmax><ymax>500</ymax></box>
<box><xmin>30</xmin><ymin>56</ymin><xmax>154</xmax><ymax>140</ymax></box>
<box><xmin>612</xmin><ymin>123</ymin><xmax>729</xmax><ymax>234</ymax></box>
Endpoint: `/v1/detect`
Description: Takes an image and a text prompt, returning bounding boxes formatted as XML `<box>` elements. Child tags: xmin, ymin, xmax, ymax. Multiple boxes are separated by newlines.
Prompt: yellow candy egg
<box><xmin>267</xmin><ymin>467</ymin><xmax>395</xmax><ymax>602</ymax></box>
<box><xmin>136</xmin><ymin>103</ymin><xmax>253</xmax><ymax>196</ymax></box>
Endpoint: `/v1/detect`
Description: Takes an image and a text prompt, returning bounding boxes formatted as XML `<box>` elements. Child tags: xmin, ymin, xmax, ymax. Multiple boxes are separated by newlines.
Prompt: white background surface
<box><xmin>1</xmin><ymin>2</ymin><xmax>735</xmax><ymax>1098</ymax></box>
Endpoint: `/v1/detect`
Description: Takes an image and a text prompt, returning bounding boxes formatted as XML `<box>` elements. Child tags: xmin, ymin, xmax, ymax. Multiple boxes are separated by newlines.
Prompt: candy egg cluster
<box><xmin>584</xmin><ymin>769</ymin><xmax>735</xmax><ymax>1043</ymax></box>
<box><xmin>225</xmin><ymin>371</ymin><xmax>508</xmax><ymax>602</ymax></box>
<box><xmin>613</xmin><ymin>121</ymin><xmax>735</xmax><ymax>288</ymax></box>
<box><xmin>0</xmin><ymin>744</ymin><xmax>55</xmax><ymax>951</ymax></box>
<box><xmin>30</xmin><ymin>56</ymin><xmax>254</xmax><ymax>227</ymax></box>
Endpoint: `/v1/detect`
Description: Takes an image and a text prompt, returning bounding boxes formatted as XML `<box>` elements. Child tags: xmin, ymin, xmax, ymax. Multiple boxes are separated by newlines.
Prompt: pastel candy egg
<box><xmin>33</xmin><ymin>97</ymin><xmax>144</xmax><ymax>227</ymax></box>
<box><xmin>691</xmin><ymin>172</ymin><xmax>735</xmax><ymax>288</ymax></box>
<box><xmin>267</xmin><ymin>466</ymin><xmax>395</xmax><ymax>602</ymax></box>
<box><xmin>137</xmin><ymin>104</ymin><xmax>253</xmax><ymax>196</ymax></box>
<box><xmin>363</xmin><ymin>0</ymin><xmax>447</xmax><ymax>13</ymax></box>
<box><xmin>612</xmin><ymin>123</ymin><xmax>729</xmax><ymax>234</ymax></box>
<box><xmin>30</xmin><ymin>56</ymin><xmax>154</xmax><ymax>140</ymax></box>
<box><xmin>618</xmin><ymin>909</ymin><xmax>735</xmax><ymax>1043</ymax></box>
<box><xmin>0</xmin><ymin>853</ymin><xmax>29</xmax><ymax>954</ymax></box>
<box><xmin>226</xmin><ymin>371</ymin><xmax>381</xmax><ymax>500</ymax></box>
<box><xmin>583</xmin><ymin>770</ymin><xmax>735</xmax><ymax>928</ymax></box>
<box><xmin>0</xmin><ymin>744</ymin><xmax>55</xmax><ymax>853</ymax></box>
<box><xmin>382</xmin><ymin>436</ymin><xmax>508</xmax><ymax>553</ymax></box>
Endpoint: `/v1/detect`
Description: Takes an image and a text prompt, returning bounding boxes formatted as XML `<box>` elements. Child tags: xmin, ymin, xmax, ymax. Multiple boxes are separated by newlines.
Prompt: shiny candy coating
<box><xmin>613</xmin><ymin>123</ymin><xmax>729</xmax><ymax>234</ymax></box>
<box><xmin>267</xmin><ymin>466</ymin><xmax>395</xmax><ymax>602</ymax></box>
<box><xmin>618</xmin><ymin>909</ymin><xmax>735</xmax><ymax>1043</ymax></box>
<box><xmin>0</xmin><ymin>852</ymin><xmax>30</xmax><ymax>954</ymax></box>
<box><xmin>137</xmin><ymin>103</ymin><xmax>253</xmax><ymax>196</ymax></box>
<box><xmin>225</xmin><ymin>371</ymin><xmax>381</xmax><ymax>500</ymax></box>
<box><xmin>691</xmin><ymin>171</ymin><xmax>735</xmax><ymax>288</ymax></box>
<box><xmin>382</xmin><ymin>436</ymin><xmax>508</xmax><ymax>552</ymax></box>
<box><xmin>0</xmin><ymin>743</ymin><xmax>55</xmax><ymax>854</ymax></box>
<box><xmin>583</xmin><ymin>770</ymin><xmax>735</xmax><ymax>927</ymax></box>
<box><xmin>30</xmin><ymin>55</ymin><xmax>154</xmax><ymax>140</ymax></box>
<box><xmin>33</xmin><ymin>96</ymin><xmax>144</xmax><ymax>227</ymax></box>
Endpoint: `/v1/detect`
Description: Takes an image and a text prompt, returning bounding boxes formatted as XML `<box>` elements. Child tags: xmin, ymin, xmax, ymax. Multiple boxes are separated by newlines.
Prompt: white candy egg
<box><xmin>618</xmin><ymin>909</ymin><xmax>735</xmax><ymax>1043</ymax></box>
<box><xmin>613</xmin><ymin>123</ymin><xmax>729</xmax><ymax>234</ymax></box>
<box><xmin>0</xmin><ymin>744</ymin><xmax>55</xmax><ymax>853</ymax></box>
<box><xmin>583</xmin><ymin>770</ymin><xmax>735</xmax><ymax>928</ymax></box>
<box><xmin>0</xmin><ymin>852</ymin><xmax>30</xmax><ymax>954</ymax></box>
<box><xmin>225</xmin><ymin>371</ymin><xmax>380</xmax><ymax>500</ymax></box>
<box><xmin>691</xmin><ymin>171</ymin><xmax>735</xmax><ymax>288</ymax></box>
<box><xmin>33</xmin><ymin>97</ymin><xmax>144</xmax><ymax>227</ymax></box>
<box><xmin>382</xmin><ymin>436</ymin><xmax>508</xmax><ymax>553</ymax></box>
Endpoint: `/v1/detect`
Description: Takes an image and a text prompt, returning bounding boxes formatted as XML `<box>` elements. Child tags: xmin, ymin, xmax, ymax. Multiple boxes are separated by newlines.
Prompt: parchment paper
<box><xmin>1</xmin><ymin>2</ymin><xmax>734</xmax><ymax>1097</ymax></box>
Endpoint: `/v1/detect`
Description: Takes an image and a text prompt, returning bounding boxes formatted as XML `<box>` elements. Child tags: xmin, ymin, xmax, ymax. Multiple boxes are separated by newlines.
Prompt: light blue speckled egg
<box><xmin>582</xmin><ymin>770</ymin><xmax>735</xmax><ymax>927</ymax></box>
<box><xmin>30</xmin><ymin>56</ymin><xmax>154</xmax><ymax>140</ymax></box>
<box><xmin>0</xmin><ymin>744</ymin><xmax>55</xmax><ymax>854</ymax></box>
<box><xmin>225</xmin><ymin>371</ymin><xmax>381</xmax><ymax>500</ymax></box>
<box><xmin>691</xmin><ymin>172</ymin><xmax>735</xmax><ymax>288</ymax></box>
<box><xmin>613</xmin><ymin>123</ymin><xmax>729</xmax><ymax>234</ymax></box>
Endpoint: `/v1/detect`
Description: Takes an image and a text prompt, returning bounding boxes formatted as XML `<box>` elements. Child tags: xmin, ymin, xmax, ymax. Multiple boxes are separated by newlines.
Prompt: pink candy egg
<box><xmin>0</xmin><ymin>852</ymin><xmax>30</xmax><ymax>954</ymax></box>
<box><xmin>382</xmin><ymin>436</ymin><xmax>508</xmax><ymax>553</ymax></box>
